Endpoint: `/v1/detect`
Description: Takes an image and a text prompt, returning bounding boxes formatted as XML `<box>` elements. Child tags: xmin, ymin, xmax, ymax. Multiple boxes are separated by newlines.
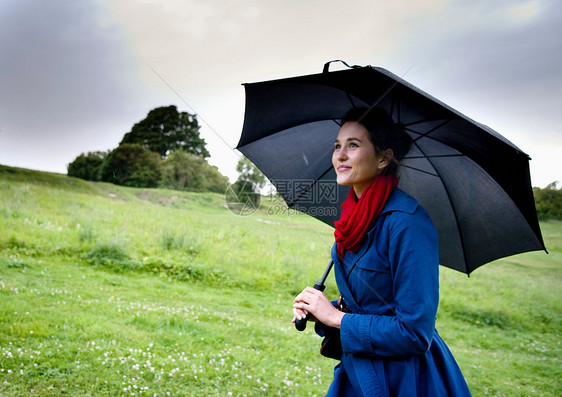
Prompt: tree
<box><xmin>533</xmin><ymin>182</ymin><xmax>562</xmax><ymax>220</ymax></box>
<box><xmin>67</xmin><ymin>151</ymin><xmax>107</xmax><ymax>181</ymax></box>
<box><xmin>235</xmin><ymin>156</ymin><xmax>267</xmax><ymax>190</ymax></box>
<box><xmin>120</xmin><ymin>105</ymin><xmax>210</xmax><ymax>158</ymax></box>
<box><xmin>225</xmin><ymin>156</ymin><xmax>267</xmax><ymax>212</ymax></box>
<box><xmin>195</xmin><ymin>160</ymin><xmax>230</xmax><ymax>193</ymax></box>
<box><xmin>160</xmin><ymin>149</ymin><xmax>228</xmax><ymax>193</ymax></box>
<box><xmin>99</xmin><ymin>143</ymin><xmax>162</xmax><ymax>187</ymax></box>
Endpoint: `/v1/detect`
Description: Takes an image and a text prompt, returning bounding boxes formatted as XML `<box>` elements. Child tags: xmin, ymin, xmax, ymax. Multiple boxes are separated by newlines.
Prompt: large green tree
<box><xmin>160</xmin><ymin>149</ymin><xmax>228</xmax><ymax>193</ymax></box>
<box><xmin>99</xmin><ymin>143</ymin><xmax>162</xmax><ymax>187</ymax></box>
<box><xmin>120</xmin><ymin>105</ymin><xmax>210</xmax><ymax>158</ymax></box>
<box><xmin>67</xmin><ymin>151</ymin><xmax>107</xmax><ymax>181</ymax></box>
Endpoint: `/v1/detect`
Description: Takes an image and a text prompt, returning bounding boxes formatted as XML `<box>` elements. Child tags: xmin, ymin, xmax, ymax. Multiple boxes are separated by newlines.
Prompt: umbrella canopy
<box><xmin>236</xmin><ymin>61</ymin><xmax>546</xmax><ymax>274</ymax></box>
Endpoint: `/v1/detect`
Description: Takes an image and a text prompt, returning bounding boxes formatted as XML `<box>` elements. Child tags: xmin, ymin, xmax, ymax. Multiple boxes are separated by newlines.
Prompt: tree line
<box><xmin>67</xmin><ymin>105</ymin><xmax>228</xmax><ymax>193</ymax></box>
<box><xmin>533</xmin><ymin>182</ymin><xmax>562</xmax><ymax>221</ymax></box>
<box><xmin>67</xmin><ymin>106</ymin><xmax>560</xmax><ymax>219</ymax></box>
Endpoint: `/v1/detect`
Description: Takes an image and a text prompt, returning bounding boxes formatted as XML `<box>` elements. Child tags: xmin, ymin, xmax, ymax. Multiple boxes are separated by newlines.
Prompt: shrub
<box><xmin>85</xmin><ymin>241</ymin><xmax>134</xmax><ymax>272</ymax></box>
<box><xmin>99</xmin><ymin>144</ymin><xmax>162</xmax><ymax>187</ymax></box>
<box><xmin>67</xmin><ymin>151</ymin><xmax>107</xmax><ymax>181</ymax></box>
<box><xmin>534</xmin><ymin>182</ymin><xmax>562</xmax><ymax>220</ymax></box>
<box><xmin>160</xmin><ymin>149</ymin><xmax>228</xmax><ymax>193</ymax></box>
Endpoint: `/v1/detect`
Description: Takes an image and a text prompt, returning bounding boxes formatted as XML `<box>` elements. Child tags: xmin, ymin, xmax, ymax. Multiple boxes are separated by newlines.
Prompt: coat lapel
<box><xmin>332</xmin><ymin>244</ymin><xmax>362</xmax><ymax>314</ymax></box>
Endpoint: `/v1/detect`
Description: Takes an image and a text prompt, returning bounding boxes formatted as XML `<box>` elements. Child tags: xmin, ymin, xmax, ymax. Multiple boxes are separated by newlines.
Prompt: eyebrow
<box><xmin>334</xmin><ymin>137</ymin><xmax>363</xmax><ymax>143</ymax></box>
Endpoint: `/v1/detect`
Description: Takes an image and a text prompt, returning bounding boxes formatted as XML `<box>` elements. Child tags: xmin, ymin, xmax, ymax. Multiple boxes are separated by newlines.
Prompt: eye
<box><xmin>349</xmin><ymin>142</ymin><xmax>359</xmax><ymax>148</ymax></box>
<box><xmin>334</xmin><ymin>143</ymin><xmax>341</xmax><ymax>150</ymax></box>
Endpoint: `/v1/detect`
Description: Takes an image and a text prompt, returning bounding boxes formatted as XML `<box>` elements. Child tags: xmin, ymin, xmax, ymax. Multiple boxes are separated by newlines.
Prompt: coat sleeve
<box><xmin>339</xmin><ymin>208</ymin><xmax>439</xmax><ymax>357</ymax></box>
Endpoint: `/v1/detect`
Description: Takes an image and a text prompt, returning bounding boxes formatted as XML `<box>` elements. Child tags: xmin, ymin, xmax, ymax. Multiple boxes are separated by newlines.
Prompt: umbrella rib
<box><xmin>401</xmin><ymin>165</ymin><xmax>439</xmax><ymax>177</ymax></box>
<box><xmin>346</xmin><ymin>92</ymin><xmax>357</xmax><ymax>108</ymax></box>
<box><xmin>271</xmin><ymin>118</ymin><xmax>343</xmax><ymax>180</ymax></box>
<box><xmin>391</xmin><ymin>95</ymin><xmax>401</xmax><ymax>125</ymax></box>
<box><xmin>410</xmin><ymin>140</ymin><xmax>470</xmax><ymax>272</ymax></box>
<box><xmin>409</xmin><ymin>119</ymin><xmax>452</xmax><ymax>143</ymax></box>
<box><xmin>239</xmin><ymin>117</ymin><xmax>343</xmax><ymax>149</ymax></box>
<box><xmin>401</xmin><ymin>118</ymin><xmax>446</xmax><ymax>127</ymax></box>
<box><xmin>405</xmin><ymin>154</ymin><xmax>464</xmax><ymax>159</ymax></box>
<box><xmin>285</xmin><ymin>166</ymin><xmax>333</xmax><ymax>206</ymax></box>
<box><xmin>331</xmin><ymin>118</ymin><xmax>343</xmax><ymax>127</ymax></box>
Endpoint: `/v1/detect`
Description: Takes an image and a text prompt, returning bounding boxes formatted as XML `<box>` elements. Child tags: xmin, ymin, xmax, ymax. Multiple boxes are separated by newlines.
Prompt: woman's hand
<box><xmin>292</xmin><ymin>287</ymin><xmax>345</xmax><ymax>329</ymax></box>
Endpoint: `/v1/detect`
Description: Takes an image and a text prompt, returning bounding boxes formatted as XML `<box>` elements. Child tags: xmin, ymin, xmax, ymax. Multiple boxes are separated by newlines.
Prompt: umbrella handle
<box><xmin>295</xmin><ymin>260</ymin><xmax>333</xmax><ymax>331</ymax></box>
<box><xmin>295</xmin><ymin>281</ymin><xmax>326</xmax><ymax>331</ymax></box>
<box><xmin>295</xmin><ymin>259</ymin><xmax>334</xmax><ymax>331</ymax></box>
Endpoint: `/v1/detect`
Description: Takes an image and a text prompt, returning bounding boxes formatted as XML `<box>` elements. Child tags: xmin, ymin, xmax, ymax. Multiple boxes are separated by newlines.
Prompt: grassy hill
<box><xmin>0</xmin><ymin>165</ymin><xmax>560</xmax><ymax>396</ymax></box>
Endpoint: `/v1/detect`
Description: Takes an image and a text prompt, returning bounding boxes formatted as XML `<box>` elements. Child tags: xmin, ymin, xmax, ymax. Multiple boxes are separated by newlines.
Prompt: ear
<box><xmin>377</xmin><ymin>149</ymin><xmax>394</xmax><ymax>170</ymax></box>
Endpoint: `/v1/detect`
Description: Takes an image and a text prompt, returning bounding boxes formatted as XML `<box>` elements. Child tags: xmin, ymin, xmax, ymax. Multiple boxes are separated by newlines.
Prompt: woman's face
<box><xmin>332</xmin><ymin>121</ymin><xmax>388</xmax><ymax>197</ymax></box>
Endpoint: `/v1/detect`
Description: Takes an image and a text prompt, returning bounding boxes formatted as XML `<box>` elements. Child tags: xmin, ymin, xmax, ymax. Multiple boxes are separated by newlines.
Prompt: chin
<box><xmin>335</xmin><ymin>176</ymin><xmax>346</xmax><ymax>184</ymax></box>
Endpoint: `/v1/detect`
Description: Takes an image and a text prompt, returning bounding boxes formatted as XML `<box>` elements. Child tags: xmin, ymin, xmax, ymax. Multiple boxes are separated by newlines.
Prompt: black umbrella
<box><xmin>236</xmin><ymin>61</ymin><xmax>546</xmax><ymax>274</ymax></box>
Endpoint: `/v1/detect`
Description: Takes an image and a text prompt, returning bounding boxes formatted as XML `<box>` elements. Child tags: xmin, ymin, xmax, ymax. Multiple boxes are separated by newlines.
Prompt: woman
<box><xmin>292</xmin><ymin>107</ymin><xmax>471</xmax><ymax>396</ymax></box>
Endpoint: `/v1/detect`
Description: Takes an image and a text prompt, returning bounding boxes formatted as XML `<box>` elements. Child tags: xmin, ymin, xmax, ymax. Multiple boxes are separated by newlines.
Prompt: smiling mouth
<box><xmin>337</xmin><ymin>165</ymin><xmax>351</xmax><ymax>172</ymax></box>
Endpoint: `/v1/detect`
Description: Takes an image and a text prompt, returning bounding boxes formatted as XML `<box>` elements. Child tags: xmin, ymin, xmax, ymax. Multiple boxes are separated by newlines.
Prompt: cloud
<box><xmin>508</xmin><ymin>0</ymin><xmax>542</xmax><ymax>22</ymax></box>
<box><xmin>106</xmin><ymin>0</ymin><xmax>448</xmax><ymax>87</ymax></box>
<box><xmin>381</xmin><ymin>1</ymin><xmax>562</xmax><ymax>139</ymax></box>
<box><xmin>0</xmin><ymin>0</ymin><xmax>559</xmax><ymax>186</ymax></box>
<box><xmin>0</xmin><ymin>0</ymin><xmax>150</xmax><ymax>171</ymax></box>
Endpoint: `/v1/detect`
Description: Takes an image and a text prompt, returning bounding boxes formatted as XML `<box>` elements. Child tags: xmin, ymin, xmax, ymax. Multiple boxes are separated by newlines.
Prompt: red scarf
<box><xmin>334</xmin><ymin>175</ymin><xmax>399</xmax><ymax>259</ymax></box>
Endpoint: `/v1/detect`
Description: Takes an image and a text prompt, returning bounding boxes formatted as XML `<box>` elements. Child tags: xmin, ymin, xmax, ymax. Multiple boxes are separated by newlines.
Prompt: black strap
<box><xmin>323</xmin><ymin>60</ymin><xmax>362</xmax><ymax>73</ymax></box>
<box><xmin>333</xmin><ymin>255</ymin><xmax>363</xmax><ymax>314</ymax></box>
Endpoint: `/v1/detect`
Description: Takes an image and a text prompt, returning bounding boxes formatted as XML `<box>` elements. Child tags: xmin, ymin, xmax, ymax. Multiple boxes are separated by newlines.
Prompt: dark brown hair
<box><xmin>341</xmin><ymin>107</ymin><xmax>412</xmax><ymax>176</ymax></box>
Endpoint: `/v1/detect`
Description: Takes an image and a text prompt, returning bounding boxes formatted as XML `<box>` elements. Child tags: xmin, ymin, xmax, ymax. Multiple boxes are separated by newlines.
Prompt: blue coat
<box><xmin>324</xmin><ymin>189</ymin><xmax>471</xmax><ymax>396</ymax></box>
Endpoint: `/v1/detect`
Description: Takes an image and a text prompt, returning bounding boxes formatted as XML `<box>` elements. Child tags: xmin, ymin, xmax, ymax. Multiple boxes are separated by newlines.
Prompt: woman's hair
<box><xmin>341</xmin><ymin>107</ymin><xmax>412</xmax><ymax>176</ymax></box>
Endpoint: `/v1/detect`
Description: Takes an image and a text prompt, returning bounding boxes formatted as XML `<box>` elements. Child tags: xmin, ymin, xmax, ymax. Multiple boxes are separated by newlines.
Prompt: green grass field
<box><xmin>1</xmin><ymin>165</ymin><xmax>560</xmax><ymax>396</ymax></box>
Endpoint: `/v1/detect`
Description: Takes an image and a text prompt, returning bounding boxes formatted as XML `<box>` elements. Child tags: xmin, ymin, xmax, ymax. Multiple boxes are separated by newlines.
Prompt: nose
<box><xmin>335</xmin><ymin>147</ymin><xmax>348</xmax><ymax>161</ymax></box>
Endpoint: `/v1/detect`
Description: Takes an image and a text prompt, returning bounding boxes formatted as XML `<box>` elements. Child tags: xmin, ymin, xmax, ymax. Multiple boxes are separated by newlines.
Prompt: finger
<box><xmin>293</xmin><ymin>305</ymin><xmax>309</xmax><ymax>315</ymax></box>
<box><xmin>297</xmin><ymin>292</ymin><xmax>321</xmax><ymax>308</ymax></box>
<box><xmin>293</xmin><ymin>306</ymin><xmax>308</xmax><ymax>318</ymax></box>
<box><xmin>293</xmin><ymin>290</ymin><xmax>307</xmax><ymax>303</ymax></box>
<box><xmin>304</xmin><ymin>286</ymin><xmax>318</xmax><ymax>294</ymax></box>
<box><xmin>296</xmin><ymin>286</ymin><xmax>312</xmax><ymax>297</ymax></box>
<box><xmin>293</xmin><ymin>306</ymin><xmax>305</xmax><ymax>315</ymax></box>
<box><xmin>293</xmin><ymin>301</ymin><xmax>310</xmax><ymax>309</ymax></box>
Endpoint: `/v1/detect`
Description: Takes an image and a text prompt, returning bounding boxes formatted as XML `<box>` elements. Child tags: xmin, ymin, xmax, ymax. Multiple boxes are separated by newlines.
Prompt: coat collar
<box><xmin>379</xmin><ymin>188</ymin><xmax>418</xmax><ymax>216</ymax></box>
<box><xmin>333</xmin><ymin>189</ymin><xmax>420</xmax><ymax>268</ymax></box>
<box><xmin>364</xmin><ymin>189</ymin><xmax>419</xmax><ymax>241</ymax></box>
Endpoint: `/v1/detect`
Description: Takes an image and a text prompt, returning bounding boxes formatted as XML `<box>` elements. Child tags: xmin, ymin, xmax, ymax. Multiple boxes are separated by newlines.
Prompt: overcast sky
<box><xmin>1</xmin><ymin>0</ymin><xmax>560</xmax><ymax>187</ymax></box>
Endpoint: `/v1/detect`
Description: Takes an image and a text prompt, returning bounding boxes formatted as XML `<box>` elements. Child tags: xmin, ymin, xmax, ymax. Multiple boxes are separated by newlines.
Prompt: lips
<box><xmin>337</xmin><ymin>165</ymin><xmax>351</xmax><ymax>172</ymax></box>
